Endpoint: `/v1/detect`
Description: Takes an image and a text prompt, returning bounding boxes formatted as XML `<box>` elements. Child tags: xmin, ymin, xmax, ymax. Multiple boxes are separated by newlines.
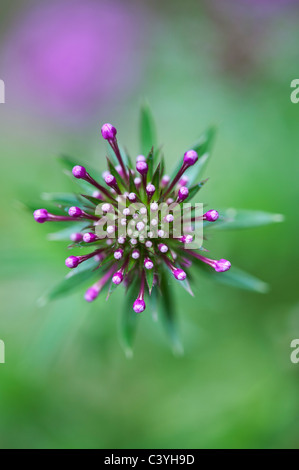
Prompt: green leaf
<box><xmin>160</xmin><ymin>153</ymin><xmax>165</xmax><ymax>178</ymax></box>
<box><xmin>128</xmin><ymin>169</ymin><xmax>138</xmax><ymax>195</ymax></box>
<box><xmin>119</xmin><ymin>280</ymin><xmax>140</xmax><ymax>357</ymax></box>
<box><xmin>152</xmin><ymin>163</ymin><xmax>161</xmax><ymax>199</ymax></box>
<box><xmin>37</xmin><ymin>258</ymin><xmax>99</xmax><ymax>305</ymax></box>
<box><xmin>194</xmin><ymin>261</ymin><xmax>269</xmax><ymax>294</ymax></box>
<box><xmin>140</xmin><ymin>102</ymin><xmax>157</xmax><ymax>157</ymax></box>
<box><xmin>148</xmin><ymin>285</ymin><xmax>158</xmax><ymax>322</ymax></box>
<box><xmin>47</xmin><ymin>222</ymin><xmax>89</xmax><ymax>241</ymax></box>
<box><xmin>106</xmin><ymin>279</ymin><xmax>120</xmax><ymax>300</ymax></box>
<box><xmin>146</xmin><ymin>147</ymin><xmax>154</xmax><ymax>181</ymax></box>
<box><xmin>145</xmin><ymin>268</ymin><xmax>154</xmax><ymax>294</ymax></box>
<box><xmin>152</xmin><ymin>163</ymin><xmax>161</xmax><ymax>187</ymax></box>
<box><xmin>17</xmin><ymin>200</ymin><xmax>66</xmax><ymax>216</ymax></box>
<box><xmin>99</xmin><ymin>252</ymin><xmax>115</xmax><ymax>267</ymax></box>
<box><xmin>127</xmin><ymin>257</ymin><xmax>137</xmax><ymax>274</ymax></box>
<box><xmin>80</xmin><ymin>194</ymin><xmax>103</xmax><ymax>207</ymax></box>
<box><xmin>159</xmin><ymin>270</ymin><xmax>183</xmax><ymax>355</ymax></box>
<box><xmin>207</xmin><ymin>208</ymin><xmax>284</xmax><ymax>231</ymax></box>
<box><xmin>169</xmin><ymin>127</ymin><xmax>215</xmax><ymax>184</ymax></box>
<box><xmin>120</xmin><ymin>145</ymin><xmax>133</xmax><ymax>169</ymax></box>
<box><xmin>177</xmin><ymin>277</ymin><xmax>194</xmax><ymax>297</ymax></box>
<box><xmin>185</xmin><ymin>178</ymin><xmax>208</xmax><ymax>202</ymax></box>
<box><xmin>106</xmin><ymin>157</ymin><xmax>126</xmax><ymax>191</ymax></box>
<box><xmin>57</xmin><ymin>154</ymin><xmax>103</xmax><ymax>193</ymax></box>
<box><xmin>41</xmin><ymin>192</ymin><xmax>81</xmax><ymax>206</ymax></box>
<box><xmin>58</xmin><ymin>154</ymin><xmax>102</xmax><ymax>180</ymax></box>
<box><xmin>185</xmin><ymin>127</ymin><xmax>216</xmax><ymax>185</ymax></box>
<box><xmin>106</xmin><ymin>142</ymin><xmax>119</xmax><ymax>167</ymax></box>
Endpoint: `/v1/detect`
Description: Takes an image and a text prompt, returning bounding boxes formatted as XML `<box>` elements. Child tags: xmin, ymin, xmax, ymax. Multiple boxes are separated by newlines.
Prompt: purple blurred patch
<box><xmin>3</xmin><ymin>0</ymin><xmax>146</xmax><ymax>118</ymax></box>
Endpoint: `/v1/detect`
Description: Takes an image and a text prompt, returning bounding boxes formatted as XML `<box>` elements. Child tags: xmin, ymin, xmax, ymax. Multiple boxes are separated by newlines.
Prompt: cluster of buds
<box><xmin>34</xmin><ymin>123</ymin><xmax>231</xmax><ymax>313</ymax></box>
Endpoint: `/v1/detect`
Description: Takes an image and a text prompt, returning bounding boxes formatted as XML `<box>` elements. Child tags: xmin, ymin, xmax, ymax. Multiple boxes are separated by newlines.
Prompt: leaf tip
<box><xmin>272</xmin><ymin>213</ymin><xmax>284</xmax><ymax>223</ymax></box>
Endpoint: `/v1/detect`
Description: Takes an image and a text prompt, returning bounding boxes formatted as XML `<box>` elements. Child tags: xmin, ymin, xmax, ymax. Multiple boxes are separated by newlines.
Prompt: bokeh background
<box><xmin>0</xmin><ymin>0</ymin><xmax>299</xmax><ymax>449</ymax></box>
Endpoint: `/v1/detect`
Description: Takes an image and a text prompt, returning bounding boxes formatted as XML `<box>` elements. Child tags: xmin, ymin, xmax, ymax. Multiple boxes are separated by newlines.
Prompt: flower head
<box><xmin>33</xmin><ymin>112</ymin><xmax>236</xmax><ymax>337</ymax></box>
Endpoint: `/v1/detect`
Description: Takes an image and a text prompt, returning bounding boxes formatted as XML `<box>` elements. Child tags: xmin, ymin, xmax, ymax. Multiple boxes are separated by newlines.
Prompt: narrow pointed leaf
<box><xmin>145</xmin><ymin>268</ymin><xmax>154</xmax><ymax>294</ymax></box>
<box><xmin>140</xmin><ymin>102</ymin><xmax>157</xmax><ymax>157</ymax></box>
<box><xmin>146</xmin><ymin>147</ymin><xmax>154</xmax><ymax>180</ymax></box>
<box><xmin>47</xmin><ymin>222</ymin><xmax>89</xmax><ymax>241</ymax></box>
<box><xmin>37</xmin><ymin>258</ymin><xmax>99</xmax><ymax>305</ymax></box>
<box><xmin>159</xmin><ymin>270</ymin><xmax>184</xmax><ymax>355</ymax></box>
<box><xmin>186</xmin><ymin>178</ymin><xmax>208</xmax><ymax>202</ymax></box>
<box><xmin>120</xmin><ymin>280</ymin><xmax>140</xmax><ymax>357</ymax></box>
<box><xmin>170</xmin><ymin>127</ymin><xmax>215</xmax><ymax>184</ymax></box>
<box><xmin>194</xmin><ymin>261</ymin><xmax>269</xmax><ymax>293</ymax></box>
<box><xmin>184</xmin><ymin>127</ymin><xmax>216</xmax><ymax>185</ymax></box>
<box><xmin>41</xmin><ymin>192</ymin><xmax>81</xmax><ymax>206</ymax></box>
<box><xmin>207</xmin><ymin>208</ymin><xmax>284</xmax><ymax>231</ymax></box>
<box><xmin>148</xmin><ymin>285</ymin><xmax>158</xmax><ymax>321</ymax></box>
<box><xmin>106</xmin><ymin>157</ymin><xmax>126</xmax><ymax>191</ymax></box>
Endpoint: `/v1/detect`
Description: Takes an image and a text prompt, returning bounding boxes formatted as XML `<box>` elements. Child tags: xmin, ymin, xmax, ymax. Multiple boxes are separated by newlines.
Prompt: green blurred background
<box><xmin>0</xmin><ymin>0</ymin><xmax>299</xmax><ymax>449</ymax></box>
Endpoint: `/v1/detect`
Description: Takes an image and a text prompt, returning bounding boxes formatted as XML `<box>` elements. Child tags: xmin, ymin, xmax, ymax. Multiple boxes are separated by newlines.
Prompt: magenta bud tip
<box><xmin>173</xmin><ymin>268</ymin><xmax>187</xmax><ymax>281</ymax></box>
<box><xmin>128</xmin><ymin>192</ymin><xmax>137</xmax><ymax>202</ymax></box>
<box><xmin>204</xmin><ymin>209</ymin><xmax>219</xmax><ymax>222</ymax></box>
<box><xmin>112</xmin><ymin>271</ymin><xmax>124</xmax><ymax>285</ymax></box>
<box><xmin>101</xmin><ymin>123</ymin><xmax>117</xmax><ymax>140</ymax></box>
<box><xmin>70</xmin><ymin>232</ymin><xmax>83</xmax><ymax>242</ymax></box>
<box><xmin>183</xmin><ymin>149</ymin><xmax>198</xmax><ymax>166</ymax></box>
<box><xmin>133</xmin><ymin>299</ymin><xmax>146</xmax><ymax>313</ymax></box>
<box><xmin>72</xmin><ymin>165</ymin><xmax>87</xmax><ymax>179</ymax></box>
<box><xmin>114</xmin><ymin>249</ymin><xmax>124</xmax><ymax>260</ymax></box>
<box><xmin>132</xmin><ymin>249</ymin><xmax>140</xmax><ymax>259</ymax></box>
<box><xmin>179</xmin><ymin>176</ymin><xmax>189</xmax><ymax>186</ymax></box>
<box><xmin>104</xmin><ymin>174</ymin><xmax>116</xmax><ymax>186</ymax></box>
<box><xmin>92</xmin><ymin>190</ymin><xmax>103</xmax><ymax>200</ymax></box>
<box><xmin>136</xmin><ymin>161</ymin><xmax>148</xmax><ymax>175</ymax></box>
<box><xmin>214</xmin><ymin>259</ymin><xmax>231</xmax><ymax>272</ymax></box>
<box><xmin>68</xmin><ymin>206</ymin><xmax>83</xmax><ymax>217</ymax></box>
<box><xmin>84</xmin><ymin>286</ymin><xmax>99</xmax><ymax>302</ymax></box>
<box><xmin>34</xmin><ymin>208</ymin><xmax>48</xmax><ymax>223</ymax></box>
<box><xmin>146</xmin><ymin>183</ymin><xmax>155</xmax><ymax>195</ymax></box>
<box><xmin>161</xmin><ymin>175</ymin><xmax>170</xmax><ymax>187</ymax></box>
<box><xmin>178</xmin><ymin>186</ymin><xmax>189</xmax><ymax>201</ymax></box>
<box><xmin>180</xmin><ymin>234</ymin><xmax>193</xmax><ymax>244</ymax></box>
<box><xmin>158</xmin><ymin>243</ymin><xmax>168</xmax><ymax>253</ymax></box>
<box><xmin>83</xmin><ymin>232</ymin><xmax>96</xmax><ymax>243</ymax></box>
<box><xmin>65</xmin><ymin>255</ymin><xmax>80</xmax><ymax>269</ymax></box>
<box><xmin>144</xmin><ymin>258</ymin><xmax>154</xmax><ymax>270</ymax></box>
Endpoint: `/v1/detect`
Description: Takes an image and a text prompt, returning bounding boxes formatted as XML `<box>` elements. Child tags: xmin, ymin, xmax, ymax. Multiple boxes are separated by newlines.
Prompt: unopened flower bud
<box><xmin>101</xmin><ymin>123</ymin><xmax>117</xmax><ymax>140</ymax></box>
<box><xmin>114</xmin><ymin>248</ymin><xmax>124</xmax><ymax>260</ymax></box>
<box><xmin>158</xmin><ymin>243</ymin><xmax>168</xmax><ymax>253</ymax></box>
<box><xmin>68</xmin><ymin>206</ymin><xmax>83</xmax><ymax>217</ymax></box>
<box><xmin>178</xmin><ymin>186</ymin><xmax>189</xmax><ymax>202</ymax></box>
<box><xmin>144</xmin><ymin>258</ymin><xmax>154</xmax><ymax>270</ymax></box>
<box><xmin>214</xmin><ymin>259</ymin><xmax>231</xmax><ymax>272</ymax></box>
<box><xmin>132</xmin><ymin>249</ymin><xmax>140</xmax><ymax>259</ymax></box>
<box><xmin>104</xmin><ymin>174</ymin><xmax>116</xmax><ymax>187</ymax></box>
<box><xmin>204</xmin><ymin>209</ymin><xmax>219</xmax><ymax>222</ymax></box>
<box><xmin>65</xmin><ymin>256</ymin><xmax>80</xmax><ymax>269</ymax></box>
<box><xmin>84</xmin><ymin>286</ymin><xmax>99</xmax><ymax>302</ymax></box>
<box><xmin>34</xmin><ymin>209</ymin><xmax>48</xmax><ymax>223</ymax></box>
<box><xmin>173</xmin><ymin>268</ymin><xmax>187</xmax><ymax>281</ymax></box>
<box><xmin>136</xmin><ymin>161</ymin><xmax>148</xmax><ymax>175</ymax></box>
<box><xmin>183</xmin><ymin>149</ymin><xmax>198</xmax><ymax>166</ymax></box>
<box><xmin>83</xmin><ymin>232</ymin><xmax>97</xmax><ymax>243</ymax></box>
<box><xmin>133</xmin><ymin>299</ymin><xmax>146</xmax><ymax>313</ymax></box>
<box><xmin>112</xmin><ymin>271</ymin><xmax>124</xmax><ymax>285</ymax></box>
<box><xmin>70</xmin><ymin>232</ymin><xmax>83</xmax><ymax>242</ymax></box>
<box><xmin>72</xmin><ymin>165</ymin><xmax>87</xmax><ymax>179</ymax></box>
